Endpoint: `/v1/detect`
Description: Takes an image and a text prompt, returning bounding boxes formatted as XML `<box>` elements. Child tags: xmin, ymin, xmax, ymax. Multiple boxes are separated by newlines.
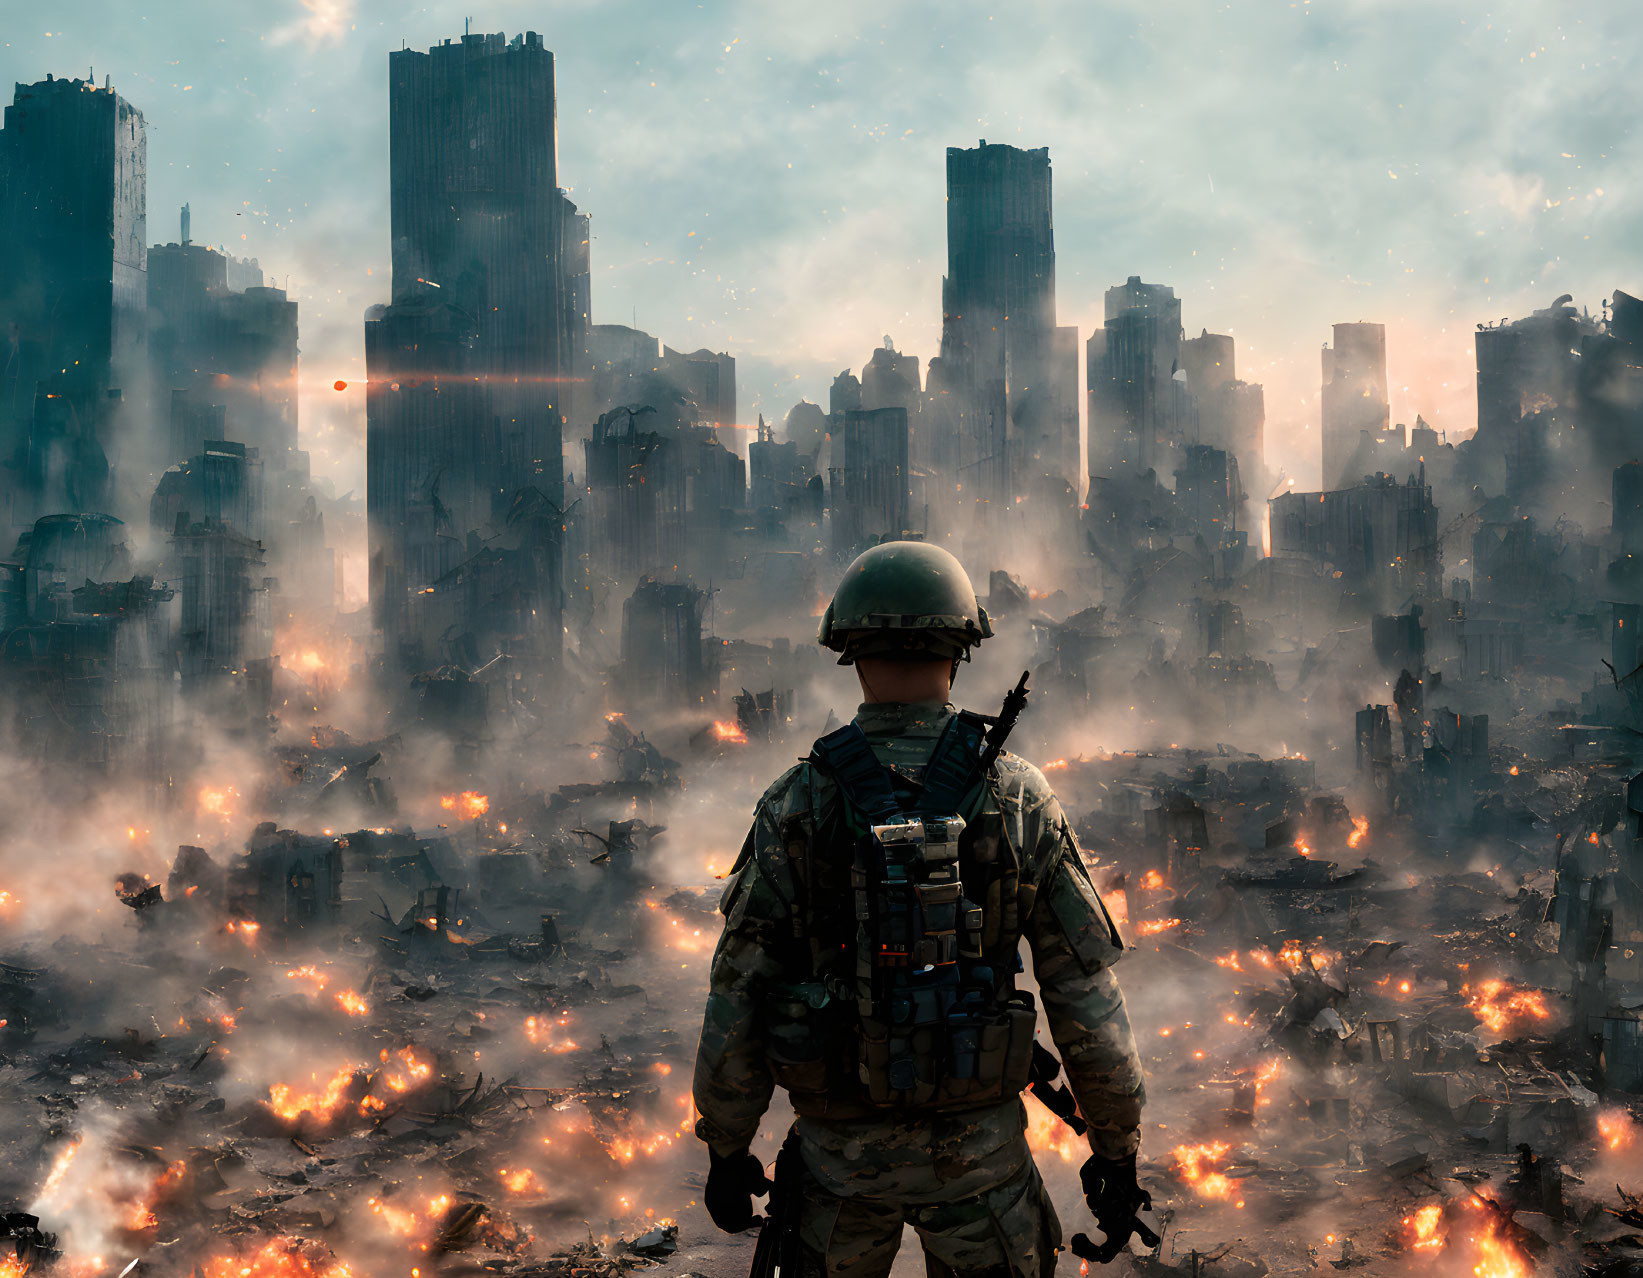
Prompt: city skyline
<box><xmin>1</xmin><ymin>1</ymin><xmax>1636</xmax><ymax>497</ymax></box>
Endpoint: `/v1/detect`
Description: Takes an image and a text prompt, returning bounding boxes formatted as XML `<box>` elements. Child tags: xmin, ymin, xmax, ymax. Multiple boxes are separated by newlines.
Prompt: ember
<box><xmin>1136</xmin><ymin>917</ymin><xmax>1182</xmax><ymax>936</ymax></box>
<box><xmin>197</xmin><ymin>1237</ymin><xmax>354</xmax><ymax>1278</ymax></box>
<box><xmin>1598</xmin><ymin>1109</ymin><xmax>1637</xmax><ymax>1151</ymax></box>
<box><xmin>335</xmin><ymin>990</ymin><xmax>370</xmax><ymax>1016</ymax></box>
<box><xmin>710</xmin><ymin>719</ymin><xmax>747</xmax><ymax>743</ymax></box>
<box><xmin>1402</xmin><ymin>1202</ymin><xmax>1446</xmax><ymax>1251</ymax></box>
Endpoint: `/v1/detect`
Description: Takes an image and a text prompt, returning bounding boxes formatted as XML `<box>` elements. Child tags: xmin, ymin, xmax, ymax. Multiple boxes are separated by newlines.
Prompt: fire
<box><xmin>125</xmin><ymin>1159</ymin><xmax>188</xmax><ymax>1231</ymax></box>
<box><xmin>36</xmin><ymin>1137</ymin><xmax>82</xmax><ymax>1201</ymax></box>
<box><xmin>1467</xmin><ymin>1204</ymin><xmax>1528</xmax><ymax>1278</ymax></box>
<box><xmin>1136</xmin><ymin>918</ymin><xmax>1181</xmax><ymax>936</ymax></box>
<box><xmin>1293</xmin><ymin>837</ymin><xmax>1313</xmax><ymax>858</ymax></box>
<box><xmin>1253</xmin><ymin>1057</ymin><xmax>1282</xmax><ymax>1105</ymax></box>
<box><xmin>1025</xmin><ymin>1102</ymin><xmax>1085</xmax><ymax>1163</ymax></box>
<box><xmin>1215</xmin><ymin>951</ymin><xmax>1243</xmax><ymax>971</ymax></box>
<box><xmin>1402</xmin><ymin>1203</ymin><xmax>1445</xmax><ymax>1251</ymax></box>
<box><xmin>0</xmin><ymin>1257</ymin><xmax>27</xmax><ymax>1278</ymax></box>
<box><xmin>367</xmin><ymin>1198</ymin><xmax>420</xmax><ymax>1236</ymax></box>
<box><xmin>198</xmin><ymin>785</ymin><xmax>238</xmax><ymax>816</ymax></box>
<box><xmin>1042</xmin><ymin>758</ymin><xmax>1069</xmax><ymax>771</ymax></box>
<box><xmin>0</xmin><ymin>890</ymin><xmax>15</xmax><ymax>908</ymax></box>
<box><xmin>1140</xmin><ymin>870</ymin><xmax>1165</xmax><ymax>890</ymax></box>
<box><xmin>197</xmin><ymin>1237</ymin><xmax>354</xmax><ymax>1278</ymax></box>
<box><xmin>1172</xmin><ymin>1141</ymin><xmax>1234</xmax><ymax>1198</ymax></box>
<box><xmin>225</xmin><ymin>919</ymin><xmax>261</xmax><ymax>943</ymax></box>
<box><xmin>335</xmin><ymin>990</ymin><xmax>370</xmax><ymax>1017</ymax></box>
<box><xmin>499</xmin><ymin>1167</ymin><xmax>539</xmax><ymax>1193</ymax></box>
<box><xmin>266</xmin><ymin>1067</ymin><xmax>364</xmax><ymax>1125</ymax></box>
<box><xmin>379</xmin><ymin>1046</ymin><xmax>434</xmax><ymax>1092</ymax></box>
<box><xmin>1464</xmin><ymin>979</ymin><xmax>1550</xmax><ymax>1035</ymax></box>
<box><xmin>1347</xmin><ymin>815</ymin><xmax>1369</xmax><ymax>849</ymax></box>
<box><xmin>1598</xmin><ymin>1108</ymin><xmax>1637</xmax><ymax>1151</ymax></box>
<box><xmin>286</xmin><ymin>965</ymin><xmax>328</xmax><ymax>992</ymax></box>
<box><xmin>1105</xmin><ymin>889</ymin><xmax>1129</xmax><ymax>925</ymax></box>
<box><xmin>711</xmin><ymin>719</ymin><xmax>747</xmax><ymax>743</ymax></box>
<box><xmin>439</xmin><ymin>791</ymin><xmax>489</xmax><ymax>819</ymax></box>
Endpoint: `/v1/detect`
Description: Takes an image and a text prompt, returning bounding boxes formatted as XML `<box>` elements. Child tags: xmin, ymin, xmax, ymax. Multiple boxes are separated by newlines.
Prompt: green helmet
<box><xmin>818</xmin><ymin>541</ymin><xmax>992</xmax><ymax>665</ymax></box>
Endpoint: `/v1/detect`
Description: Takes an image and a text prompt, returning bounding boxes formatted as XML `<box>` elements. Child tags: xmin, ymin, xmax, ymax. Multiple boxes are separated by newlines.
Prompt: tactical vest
<box><xmin>759</xmin><ymin>712</ymin><xmax>1038</xmax><ymax>1118</ymax></box>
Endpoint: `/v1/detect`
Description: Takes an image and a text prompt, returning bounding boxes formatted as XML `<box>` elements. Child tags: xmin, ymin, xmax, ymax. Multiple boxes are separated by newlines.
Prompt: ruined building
<box><xmin>1180</xmin><ymin>328</ymin><xmax>1266</xmax><ymax>490</ymax></box>
<box><xmin>1321</xmin><ymin>322</ymin><xmax>1396</xmax><ymax>490</ymax></box>
<box><xmin>1088</xmin><ymin>276</ymin><xmax>1187</xmax><ymax>480</ymax></box>
<box><xmin>936</xmin><ymin>141</ymin><xmax>1079</xmax><ymax>504</ymax></box>
<box><xmin>0</xmin><ymin>74</ymin><xmax>147</xmax><ymax>530</ymax></box>
<box><xmin>366</xmin><ymin>31</ymin><xmax>584</xmax><ymax>678</ymax></box>
<box><xmin>829</xmin><ymin>406</ymin><xmax>913</xmax><ymax>555</ymax></box>
<box><xmin>1270</xmin><ymin>470</ymin><xmax>1441</xmax><ymax>611</ymax></box>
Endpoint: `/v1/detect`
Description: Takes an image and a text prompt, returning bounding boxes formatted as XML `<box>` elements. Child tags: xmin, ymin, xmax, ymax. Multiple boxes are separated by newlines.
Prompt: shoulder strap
<box><xmin>918</xmin><ymin>710</ymin><xmax>991</xmax><ymax>816</ymax></box>
<box><xmin>809</xmin><ymin>723</ymin><xmax>903</xmax><ymax>825</ymax></box>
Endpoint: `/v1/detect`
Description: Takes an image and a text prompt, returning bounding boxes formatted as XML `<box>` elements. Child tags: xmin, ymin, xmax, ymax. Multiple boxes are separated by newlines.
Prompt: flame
<box><xmin>1347</xmin><ymin>815</ymin><xmax>1369</xmax><ymax>849</ymax></box>
<box><xmin>1140</xmin><ymin>870</ymin><xmax>1165</xmax><ymax>890</ymax></box>
<box><xmin>1464</xmin><ymin>979</ymin><xmax>1550</xmax><ymax>1035</ymax></box>
<box><xmin>711</xmin><ymin>719</ymin><xmax>747</xmax><ymax>743</ymax></box>
<box><xmin>1042</xmin><ymin>759</ymin><xmax>1069</xmax><ymax>771</ymax></box>
<box><xmin>1253</xmin><ymin>1057</ymin><xmax>1282</xmax><ymax>1106</ymax></box>
<box><xmin>0</xmin><ymin>890</ymin><xmax>15</xmax><ymax>909</ymax></box>
<box><xmin>1466</xmin><ymin>1203</ymin><xmax>1528</xmax><ymax>1278</ymax></box>
<box><xmin>125</xmin><ymin>1159</ymin><xmax>188</xmax><ymax>1232</ymax></box>
<box><xmin>335</xmin><ymin>990</ymin><xmax>370</xmax><ymax>1017</ymax></box>
<box><xmin>286</xmin><ymin>965</ymin><xmax>328</xmax><ymax>992</ymax></box>
<box><xmin>197</xmin><ymin>1238</ymin><xmax>354</xmax><ymax>1278</ymax></box>
<box><xmin>266</xmin><ymin>1067</ymin><xmax>364</xmax><ymax>1125</ymax></box>
<box><xmin>1215</xmin><ymin>951</ymin><xmax>1243</xmax><ymax>971</ymax></box>
<box><xmin>499</xmin><ymin>1167</ymin><xmax>539</xmax><ymax>1193</ymax></box>
<box><xmin>1025</xmin><ymin>1101</ymin><xmax>1085</xmax><ymax>1163</ymax></box>
<box><xmin>0</xmin><ymin>1257</ymin><xmax>27</xmax><ymax>1278</ymax></box>
<box><xmin>1105</xmin><ymin>889</ymin><xmax>1129</xmax><ymax>925</ymax></box>
<box><xmin>1136</xmin><ymin>918</ymin><xmax>1181</xmax><ymax>937</ymax></box>
<box><xmin>367</xmin><ymin>1198</ymin><xmax>420</xmax><ymax>1236</ymax></box>
<box><xmin>198</xmin><ymin>785</ymin><xmax>238</xmax><ymax>817</ymax></box>
<box><xmin>1293</xmin><ymin>837</ymin><xmax>1313</xmax><ymax>858</ymax></box>
<box><xmin>1172</xmin><ymin>1141</ymin><xmax>1234</xmax><ymax>1198</ymax></box>
<box><xmin>36</xmin><ymin>1137</ymin><xmax>82</xmax><ymax>1201</ymax></box>
<box><xmin>439</xmin><ymin>791</ymin><xmax>489</xmax><ymax>819</ymax></box>
<box><xmin>1402</xmin><ymin>1203</ymin><xmax>1445</xmax><ymax>1251</ymax></box>
<box><xmin>1599</xmin><ymin>1109</ymin><xmax>1637</xmax><ymax>1151</ymax></box>
<box><xmin>379</xmin><ymin>1046</ymin><xmax>434</xmax><ymax>1093</ymax></box>
<box><xmin>225</xmin><ymin>919</ymin><xmax>261</xmax><ymax>943</ymax></box>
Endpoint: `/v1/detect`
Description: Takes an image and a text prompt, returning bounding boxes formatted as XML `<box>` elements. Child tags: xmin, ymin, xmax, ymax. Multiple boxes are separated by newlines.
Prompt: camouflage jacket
<box><xmin>692</xmin><ymin>700</ymin><xmax>1146</xmax><ymax>1172</ymax></box>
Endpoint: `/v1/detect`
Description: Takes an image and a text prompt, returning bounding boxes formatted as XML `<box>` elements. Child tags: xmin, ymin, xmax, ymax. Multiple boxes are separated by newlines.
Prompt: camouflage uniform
<box><xmin>693</xmin><ymin>699</ymin><xmax>1146</xmax><ymax>1276</ymax></box>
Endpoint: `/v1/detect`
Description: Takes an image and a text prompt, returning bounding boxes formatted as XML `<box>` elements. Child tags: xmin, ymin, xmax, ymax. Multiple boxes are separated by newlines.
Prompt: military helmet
<box><xmin>818</xmin><ymin>541</ymin><xmax>992</xmax><ymax>665</ymax></box>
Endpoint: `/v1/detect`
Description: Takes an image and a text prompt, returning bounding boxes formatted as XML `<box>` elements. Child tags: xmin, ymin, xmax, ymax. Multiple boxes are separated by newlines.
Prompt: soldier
<box><xmin>692</xmin><ymin>541</ymin><xmax>1148</xmax><ymax>1276</ymax></box>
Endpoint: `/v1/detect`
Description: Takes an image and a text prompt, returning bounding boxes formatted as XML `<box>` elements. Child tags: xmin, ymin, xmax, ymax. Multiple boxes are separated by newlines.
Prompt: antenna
<box><xmin>180</xmin><ymin>202</ymin><xmax>191</xmax><ymax>246</ymax></box>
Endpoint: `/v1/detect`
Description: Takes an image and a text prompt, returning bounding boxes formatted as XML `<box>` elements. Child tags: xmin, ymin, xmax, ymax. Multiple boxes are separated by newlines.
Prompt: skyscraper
<box><xmin>1087</xmin><ymin>277</ymin><xmax>1185</xmax><ymax>480</ymax></box>
<box><xmin>366</xmin><ymin>31</ymin><xmax>578</xmax><ymax>676</ymax></box>
<box><xmin>938</xmin><ymin>141</ymin><xmax>1077</xmax><ymax>504</ymax></box>
<box><xmin>0</xmin><ymin>73</ymin><xmax>147</xmax><ymax>527</ymax></box>
<box><xmin>1321</xmin><ymin>322</ymin><xmax>1392</xmax><ymax>490</ymax></box>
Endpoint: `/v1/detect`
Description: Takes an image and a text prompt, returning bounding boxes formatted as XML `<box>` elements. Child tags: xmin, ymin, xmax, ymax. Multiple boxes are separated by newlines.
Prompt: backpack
<box><xmin>761</xmin><ymin>712</ymin><xmax>1037</xmax><ymax>1116</ymax></box>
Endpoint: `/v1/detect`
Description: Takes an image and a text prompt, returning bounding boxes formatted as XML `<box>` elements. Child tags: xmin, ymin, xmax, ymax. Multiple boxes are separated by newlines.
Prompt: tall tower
<box><xmin>1321</xmin><ymin>322</ymin><xmax>1391</xmax><ymax>490</ymax></box>
<box><xmin>0</xmin><ymin>73</ymin><xmax>147</xmax><ymax>526</ymax></box>
<box><xmin>1087</xmin><ymin>277</ymin><xmax>1183</xmax><ymax>480</ymax></box>
<box><xmin>937</xmin><ymin>141</ymin><xmax>1075</xmax><ymax>504</ymax></box>
<box><xmin>367</xmin><ymin>31</ymin><xmax>574</xmax><ymax>677</ymax></box>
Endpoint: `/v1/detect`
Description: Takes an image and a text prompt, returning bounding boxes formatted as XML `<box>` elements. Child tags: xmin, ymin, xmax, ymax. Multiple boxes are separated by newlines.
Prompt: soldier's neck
<box><xmin>855</xmin><ymin>657</ymin><xmax>954</xmax><ymax>704</ymax></box>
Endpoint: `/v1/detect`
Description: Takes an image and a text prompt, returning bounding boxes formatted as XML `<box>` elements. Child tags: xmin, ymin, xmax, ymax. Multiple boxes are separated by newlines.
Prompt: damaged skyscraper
<box><xmin>933</xmin><ymin>141</ymin><xmax>1079</xmax><ymax>514</ymax></box>
<box><xmin>366</xmin><ymin>31</ymin><xmax>588</xmax><ymax>682</ymax></box>
<box><xmin>0</xmin><ymin>74</ymin><xmax>147</xmax><ymax>531</ymax></box>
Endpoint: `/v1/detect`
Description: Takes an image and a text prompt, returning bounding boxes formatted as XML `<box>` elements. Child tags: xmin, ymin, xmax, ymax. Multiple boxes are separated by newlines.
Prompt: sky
<box><xmin>3</xmin><ymin>0</ymin><xmax>1639</xmax><ymax>493</ymax></box>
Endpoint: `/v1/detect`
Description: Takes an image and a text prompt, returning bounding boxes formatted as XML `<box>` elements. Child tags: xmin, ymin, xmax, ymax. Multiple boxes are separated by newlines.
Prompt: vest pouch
<box><xmin>1001</xmin><ymin>1000</ymin><xmax>1037</xmax><ymax>1094</ymax></box>
<box><xmin>861</xmin><ymin>1021</ymin><xmax>894</xmax><ymax>1104</ymax></box>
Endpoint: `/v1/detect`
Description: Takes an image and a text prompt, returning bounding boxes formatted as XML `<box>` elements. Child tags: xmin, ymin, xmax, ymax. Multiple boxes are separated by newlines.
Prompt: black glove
<box><xmin>1070</xmin><ymin>1153</ymin><xmax>1157</xmax><ymax>1264</ymax></box>
<box><xmin>704</xmin><ymin>1147</ymin><xmax>771</xmax><ymax>1233</ymax></box>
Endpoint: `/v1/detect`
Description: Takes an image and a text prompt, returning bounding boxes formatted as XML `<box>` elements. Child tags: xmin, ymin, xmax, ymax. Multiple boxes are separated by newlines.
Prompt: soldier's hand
<box><xmin>704</xmin><ymin>1147</ymin><xmax>771</xmax><ymax>1233</ymax></box>
<box><xmin>1072</xmin><ymin>1152</ymin><xmax>1156</xmax><ymax>1263</ymax></box>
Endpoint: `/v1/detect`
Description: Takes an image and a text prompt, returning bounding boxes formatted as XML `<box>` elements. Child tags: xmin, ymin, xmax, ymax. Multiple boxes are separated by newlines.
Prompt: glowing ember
<box><xmin>0</xmin><ymin>890</ymin><xmax>15</xmax><ymax>908</ymax></box>
<box><xmin>225</xmin><ymin>919</ymin><xmax>261</xmax><ymax>943</ymax></box>
<box><xmin>1598</xmin><ymin>1109</ymin><xmax>1637</xmax><ymax>1151</ymax></box>
<box><xmin>1464</xmin><ymin>979</ymin><xmax>1550</xmax><ymax>1035</ymax></box>
<box><xmin>1136</xmin><ymin>918</ymin><xmax>1181</xmax><ymax>936</ymax></box>
<box><xmin>439</xmin><ymin>791</ymin><xmax>490</xmax><ymax>819</ymax></box>
<box><xmin>286</xmin><ymin>965</ymin><xmax>328</xmax><ymax>992</ymax></box>
<box><xmin>1401</xmin><ymin>1203</ymin><xmax>1445</xmax><ymax>1251</ymax></box>
<box><xmin>1347</xmin><ymin>815</ymin><xmax>1369</xmax><ymax>849</ymax></box>
<box><xmin>524</xmin><ymin>1014</ymin><xmax>579</xmax><ymax>1052</ymax></box>
<box><xmin>367</xmin><ymin>1197</ymin><xmax>420</xmax><ymax>1236</ymax></box>
<box><xmin>335</xmin><ymin>990</ymin><xmax>370</xmax><ymax>1017</ymax></box>
<box><xmin>35</xmin><ymin>1137</ymin><xmax>82</xmax><ymax>1201</ymax></box>
<box><xmin>1140</xmin><ymin>869</ymin><xmax>1165</xmax><ymax>890</ymax></box>
<box><xmin>1215</xmin><ymin>951</ymin><xmax>1243</xmax><ymax>971</ymax></box>
<box><xmin>1172</xmin><ymin>1141</ymin><xmax>1234</xmax><ymax>1198</ymax></box>
<box><xmin>125</xmin><ymin>1159</ymin><xmax>188</xmax><ymax>1231</ymax></box>
<box><xmin>1042</xmin><ymin>758</ymin><xmax>1069</xmax><ymax>771</ymax></box>
<box><xmin>711</xmin><ymin>719</ymin><xmax>747</xmax><ymax>743</ymax></box>
<box><xmin>1252</xmin><ymin>1057</ymin><xmax>1282</xmax><ymax>1106</ymax></box>
<box><xmin>197</xmin><ymin>1237</ymin><xmax>354</xmax><ymax>1278</ymax></box>
<box><xmin>0</xmin><ymin>1256</ymin><xmax>27</xmax><ymax>1278</ymax></box>
<box><xmin>499</xmin><ymin>1167</ymin><xmax>540</xmax><ymax>1193</ymax></box>
<box><xmin>1293</xmin><ymin>836</ymin><xmax>1313</xmax><ymax>857</ymax></box>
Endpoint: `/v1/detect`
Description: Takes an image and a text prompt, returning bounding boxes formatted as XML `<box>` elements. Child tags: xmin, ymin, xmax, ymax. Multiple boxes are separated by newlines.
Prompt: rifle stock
<box><xmin>747</xmin><ymin>1129</ymin><xmax>803</xmax><ymax>1278</ymax></box>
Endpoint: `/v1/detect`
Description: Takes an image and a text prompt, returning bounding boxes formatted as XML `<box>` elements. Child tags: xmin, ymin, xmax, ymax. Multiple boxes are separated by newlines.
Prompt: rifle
<box><xmin>977</xmin><ymin>670</ymin><xmax>1031</xmax><ymax>780</ymax></box>
<box><xmin>748</xmin><ymin>1128</ymin><xmax>803</xmax><ymax>1278</ymax></box>
<box><xmin>1026</xmin><ymin>1040</ymin><xmax>1087</xmax><ymax>1137</ymax></box>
